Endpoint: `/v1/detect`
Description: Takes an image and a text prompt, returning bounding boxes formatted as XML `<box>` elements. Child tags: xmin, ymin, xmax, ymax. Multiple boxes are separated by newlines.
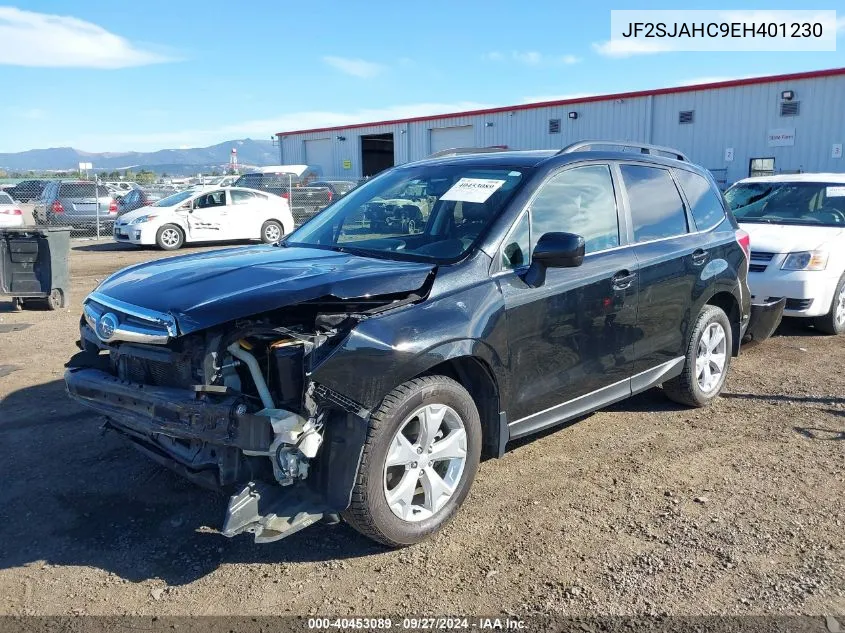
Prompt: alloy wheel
<box><xmin>835</xmin><ymin>284</ymin><xmax>845</xmax><ymax>325</ymax></box>
<box><xmin>696</xmin><ymin>322</ymin><xmax>727</xmax><ymax>393</ymax></box>
<box><xmin>264</xmin><ymin>224</ymin><xmax>281</xmax><ymax>242</ymax></box>
<box><xmin>383</xmin><ymin>404</ymin><xmax>468</xmax><ymax>522</ymax></box>
<box><xmin>160</xmin><ymin>228</ymin><xmax>181</xmax><ymax>248</ymax></box>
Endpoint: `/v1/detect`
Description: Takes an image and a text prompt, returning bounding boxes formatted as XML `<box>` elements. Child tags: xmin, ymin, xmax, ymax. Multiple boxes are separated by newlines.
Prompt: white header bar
<box><xmin>609</xmin><ymin>10</ymin><xmax>837</xmax><ymax>53</ymax></box>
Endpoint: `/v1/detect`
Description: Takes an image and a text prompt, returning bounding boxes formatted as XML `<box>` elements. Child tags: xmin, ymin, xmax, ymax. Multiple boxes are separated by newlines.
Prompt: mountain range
<box><xmin>0</xmin><ymin>139</ymin><xmax>279</xmax><ymax>175</ymax></box>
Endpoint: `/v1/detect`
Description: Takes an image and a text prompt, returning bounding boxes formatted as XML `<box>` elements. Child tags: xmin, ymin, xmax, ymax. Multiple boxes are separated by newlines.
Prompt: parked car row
<box><xmin>67</xmin><ymin>141</ymin><xmax>805</xmax><ymax>555</ymax></box>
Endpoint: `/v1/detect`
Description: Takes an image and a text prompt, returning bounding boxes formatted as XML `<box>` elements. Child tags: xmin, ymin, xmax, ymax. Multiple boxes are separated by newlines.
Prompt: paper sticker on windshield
<box><xmin>826</xmin><ymin>186</ymin><xmax>845</xmax><ymax>197</ymax></box>
<box><xmin>440</xmin><ymin>178</ymin><xmax>506</xmax><ymax>203</ymax></box>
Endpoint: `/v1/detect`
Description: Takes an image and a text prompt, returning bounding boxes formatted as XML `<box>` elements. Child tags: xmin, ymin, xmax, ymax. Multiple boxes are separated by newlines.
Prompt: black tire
<box><xmin>155</xmin><ymin>224</ymin><xmax>184</xmax><ymax>251</ymax></box>
<box><xmin>45</xmin><ymin>289</ymin><xmax>63</xmax><ymax>311</ymax></box>
<box><xmin>342</xmin><ymin>375</ymin><xmax>482</xmax><ymax>547</ymax></box>
<box><xmin>813</xmin><ymin>273</ymin><xmax>845</xmax><ymax>335</ymax></box>
<box><xmin>663</xmin><ymin>305</ymin><xmax>732</xmax><ymax>408</ymax></box>
<box><xmin>260</xmin><ymin>220</ymin><xmax>283</xmax><ymax>244</ymax></box>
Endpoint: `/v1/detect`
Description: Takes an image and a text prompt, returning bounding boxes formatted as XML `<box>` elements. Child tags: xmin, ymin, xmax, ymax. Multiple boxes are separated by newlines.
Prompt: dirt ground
<box><xmin>0</xmin><ymin>240</ymin><xmax>842</xmax><ymax>617</ymax></box>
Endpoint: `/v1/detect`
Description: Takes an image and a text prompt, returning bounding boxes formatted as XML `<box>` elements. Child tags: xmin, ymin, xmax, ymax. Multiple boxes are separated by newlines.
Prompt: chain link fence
<box><xmin>4</xmin><ymin>172</ymin><xmax>370</xmax><ymax>239</ymax></box>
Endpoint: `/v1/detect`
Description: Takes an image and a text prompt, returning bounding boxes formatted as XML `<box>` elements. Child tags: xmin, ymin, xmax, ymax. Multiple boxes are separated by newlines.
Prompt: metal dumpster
<box><xmin>0</xmin><ymin>227</ymin><xmax>71</xmax><ymax>310</ymax></box>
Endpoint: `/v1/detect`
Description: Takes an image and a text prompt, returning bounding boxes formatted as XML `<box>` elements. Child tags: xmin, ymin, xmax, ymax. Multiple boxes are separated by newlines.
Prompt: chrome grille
<box><xmin>83</xmin><ymin>291</ymin><xmax>176</xmax><ymax>344</ymax></box>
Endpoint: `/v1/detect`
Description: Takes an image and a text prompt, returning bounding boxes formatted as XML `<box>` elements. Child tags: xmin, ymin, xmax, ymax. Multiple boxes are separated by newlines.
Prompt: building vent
<box><xmin>780</xmin><ymin>101</ymin><xmax>800</xmax><ymax>117</ymax></box>
<box><xmin>548</xmin><ymin>119</ymin><xmax>561</xmax><ymax>134</ymax></box>
<box><xmin>679</xmin><ymin>110</ymin><xmax>694</xmax><ymax>124</ymax></box>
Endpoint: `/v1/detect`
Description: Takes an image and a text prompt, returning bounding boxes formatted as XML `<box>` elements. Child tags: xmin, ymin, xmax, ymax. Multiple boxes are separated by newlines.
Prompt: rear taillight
<box><xmin>736</xmin><ymin>229</ymin><xmax>750</xmax><ymax>260</ymax></box>
<box><xmin>327</xmin><ymin>190</ymin><xmax>333</xmax><ymax>203</ymax></box>
<box><xmin>109</xmin><ymin>199</ymin><xmax>118</xmax><ymax>214</ymax></box>
<box><xmin>281</xmin><ymin>192</ymin><xmax>290</xmax><ymax>200</ymax></box>
<box><xmin>0</xmin><ymin>209</ymin><xmax>22</xmax><ymax>216</ymax></box>
<box><xmin>51</xmin><ymin>200</ymin><xmax>64</xmax><ymax>213</ymax></box>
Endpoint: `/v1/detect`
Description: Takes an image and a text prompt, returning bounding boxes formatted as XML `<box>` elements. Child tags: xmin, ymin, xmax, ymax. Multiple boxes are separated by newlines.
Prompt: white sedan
<box><xmin>0</xmin><ymin>191</ymin><xmax>25</xmax><ymax>228</ymax></box>
<box><xmin>113</xmin><ymin>187</ymin><xmax>294</xmax><ymax>250</ymax></box>
<box><xmin>725</xmin><ymin>173</ymin><xmax>845</xmax><ymax>335</ymax></box>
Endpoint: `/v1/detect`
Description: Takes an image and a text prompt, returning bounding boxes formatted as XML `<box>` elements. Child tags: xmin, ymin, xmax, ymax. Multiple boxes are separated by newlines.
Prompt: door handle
<box><xmin>611</xmin><ymin>270</ymin><xmax>637</xmax><ymax>290</ymax></box>
<box><xmin>691</xmin><ymin>249</ymin><xmax>709</xmax><ymax>266</ymax></box>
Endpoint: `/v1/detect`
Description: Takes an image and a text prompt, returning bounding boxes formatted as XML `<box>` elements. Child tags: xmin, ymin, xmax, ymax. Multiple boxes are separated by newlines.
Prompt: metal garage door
<box><xmin>430</xmin><ymin>125</ymin><xmax>475</xmax><ymax>154</ymax></box>
<box><xmin>304</xmin><ymin>138</ymin><xmax>333</xmax><ymax>175</ymax></box>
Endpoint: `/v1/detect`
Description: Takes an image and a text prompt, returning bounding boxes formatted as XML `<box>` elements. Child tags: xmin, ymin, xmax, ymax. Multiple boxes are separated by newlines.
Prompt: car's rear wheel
<box><xmin>260</xmin><ymin>220</ymin><xmax>283</xmax><ymax>243</ymax></box>
<box><xmin>342</xmin><ymin>376</ymin><xmax>481</xmax><ymax>547</ymax></box>
<box><xmin>813</xmin><ymin>273</ymin><xmax>845</xmax><ymax>335</ymax></box>
<box><xmin>663</xmin><ymin>304</ymin><xmax>732</xmax><ymax>408</ymax></box>
<box><xmin>155</xmin><ymin>224</ymin><xmax>184</xmax><ymax>250</ymax></box>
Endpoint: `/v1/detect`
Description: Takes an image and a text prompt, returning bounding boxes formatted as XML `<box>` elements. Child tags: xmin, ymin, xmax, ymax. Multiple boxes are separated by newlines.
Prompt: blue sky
<box><xmin>0</xmin><ymin>1</ymin><xmax>843</xmax><ymax>153</ymax></box>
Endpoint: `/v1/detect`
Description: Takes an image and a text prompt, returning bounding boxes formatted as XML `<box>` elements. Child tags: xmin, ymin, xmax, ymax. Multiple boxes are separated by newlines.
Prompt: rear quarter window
<box><xmin>676</xmin><ymin>170</ymin><xmax>726</xmax><ymax>230</ymax></box>
<box><xmin>619</xmin><ymin>164</ymin><xmax>688</xmax><ymax>242</ymax></box>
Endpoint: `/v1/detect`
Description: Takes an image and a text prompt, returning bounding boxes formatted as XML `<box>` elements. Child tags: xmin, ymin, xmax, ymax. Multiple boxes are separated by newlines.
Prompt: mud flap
<box><xmin>221</xmin><ymin>481</ymin><xmax>329</xmax><ymax>544</ymax></box>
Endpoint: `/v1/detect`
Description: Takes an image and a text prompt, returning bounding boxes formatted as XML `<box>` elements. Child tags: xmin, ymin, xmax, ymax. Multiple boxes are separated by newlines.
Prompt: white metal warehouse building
<box><xmin>276</xmin><ymin>67</ymin><xmax>845</xmax><ymax>186</ymax></box>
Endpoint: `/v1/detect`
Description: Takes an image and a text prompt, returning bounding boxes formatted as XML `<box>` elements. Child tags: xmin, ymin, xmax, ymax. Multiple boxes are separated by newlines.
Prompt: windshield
<box><xmin>153</xmin><ymin>190</ymin><xmax>194</xmax><ymax>207</ymax></box>
<box><xmin>725</xmin><ymin>181</ymin><xmax>845</xmax><ymax>227</ymax></box>
<box><xmin>285</xmin><ymin>165</ymin><xmax>525</xmax><ymax>262</ymax></box>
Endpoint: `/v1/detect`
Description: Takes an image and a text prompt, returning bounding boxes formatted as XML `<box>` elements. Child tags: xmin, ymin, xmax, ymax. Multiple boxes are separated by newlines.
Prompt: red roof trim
<box><xmin>277</xmin><ymin>67</ymin><xmax>845</xmax><ymax>137</ymax></box>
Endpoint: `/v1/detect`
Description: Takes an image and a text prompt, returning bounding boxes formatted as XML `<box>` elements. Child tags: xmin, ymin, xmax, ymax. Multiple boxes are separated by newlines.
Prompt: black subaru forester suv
<box><xmin>66</xmin><ymin>142</ymin><xmax>783</xmax><ymax>547</ymax></box>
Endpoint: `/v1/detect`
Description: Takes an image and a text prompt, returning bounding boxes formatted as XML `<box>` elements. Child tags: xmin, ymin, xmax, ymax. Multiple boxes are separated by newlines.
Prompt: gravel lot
<box><xmin>0</xmin><ymin>240</ymin><xmax>842</xmax><ymax>617</ymax></box>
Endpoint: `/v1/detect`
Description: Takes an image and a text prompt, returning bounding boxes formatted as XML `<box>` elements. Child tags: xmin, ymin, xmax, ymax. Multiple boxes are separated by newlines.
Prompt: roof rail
<box><xmin>558</xmin><ymin>140</ymin><xmax>689</xmax><ymax>162</ymax></box>
<box><xmin>427</xmin><ymin>146</ymin><xmax>509</xmax><ymax>158</ymax></box>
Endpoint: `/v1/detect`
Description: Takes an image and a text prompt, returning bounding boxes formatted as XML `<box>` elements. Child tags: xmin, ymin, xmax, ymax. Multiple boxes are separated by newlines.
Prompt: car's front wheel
<box><xmin>663</xmin><ymin>304</ymin><xmax>732</xmax><ymax>407</ymax></box>
<box><xmin>342</xmin><ymin>376</ymin><xmax>481</xmax><ymax>547</ymax></box>
<box><xmin>155</xmin><ymin>224</ymin><xmax>184</xmax><ymax>250</ymax></box>
<box><xmin>813</xmin><ymin>273</ymin><xmax>845</xmax><ymax>335</ymax></box>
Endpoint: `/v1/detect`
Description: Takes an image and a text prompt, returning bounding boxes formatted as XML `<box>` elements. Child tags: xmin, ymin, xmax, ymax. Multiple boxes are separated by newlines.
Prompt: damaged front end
<box><xmin>65</xmin><ymin>290</ymin><xmax>413</xmax><ymax>542</ymax></box>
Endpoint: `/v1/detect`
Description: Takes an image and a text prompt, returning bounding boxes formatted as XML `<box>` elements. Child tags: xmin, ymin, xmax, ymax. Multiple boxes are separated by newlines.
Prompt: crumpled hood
<box><xmin>739</xmin><ymin>222</ymin><xmax>843</xmax><ymax>253</ymax></box>
<box><xmin>94</xmin><ymin>245</ymin><xmax>435</xmax><ymax>334</ymax></box>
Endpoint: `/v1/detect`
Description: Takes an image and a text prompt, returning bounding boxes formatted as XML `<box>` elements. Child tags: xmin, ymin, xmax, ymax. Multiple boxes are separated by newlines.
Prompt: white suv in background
<box><xmin>725</xmin><ymin>173</ymin><xmax>845</xmax><ymax>335</ymax></box>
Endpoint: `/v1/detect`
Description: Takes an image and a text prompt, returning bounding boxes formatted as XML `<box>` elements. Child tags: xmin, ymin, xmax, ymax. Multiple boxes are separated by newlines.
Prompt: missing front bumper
<box><xmin>64</xmin><ymin>366</ymin><xmax>273</xmax><ymax>453</ymax></box>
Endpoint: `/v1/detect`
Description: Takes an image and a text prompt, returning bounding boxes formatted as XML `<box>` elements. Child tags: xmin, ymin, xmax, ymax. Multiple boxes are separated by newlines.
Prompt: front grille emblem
<box><xmin>96</xmin><ymin>312</ymin><xmax>118</xmax><ymax>341</ymax></box>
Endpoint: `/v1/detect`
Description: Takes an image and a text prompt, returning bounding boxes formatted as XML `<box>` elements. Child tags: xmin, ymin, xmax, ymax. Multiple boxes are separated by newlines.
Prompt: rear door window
<box><xmin>59</xmin><ymin>183</ymin><xmax>95</xmax><ymax>198</ymax></box>
<box><xmin>230</xmin><ymin>189</ymin><xmax>257</xmax><ymax>205</ymax></box>
<box><xmin>675</xmin><ymin>170</ymin><xmax>726</xmax><ymax>231</ymax></box>
<box><xmin>619</xmin><ymin>165</ymin><xmax>688</xmax><ymax>242</ymax></box>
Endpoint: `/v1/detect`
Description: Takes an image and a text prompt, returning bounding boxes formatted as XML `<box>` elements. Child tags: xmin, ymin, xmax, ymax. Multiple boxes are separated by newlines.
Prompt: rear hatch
<box><xmin>58</xmin><ymin>183</ymin><xmax>114</xmax><ymax>222</ymax></box>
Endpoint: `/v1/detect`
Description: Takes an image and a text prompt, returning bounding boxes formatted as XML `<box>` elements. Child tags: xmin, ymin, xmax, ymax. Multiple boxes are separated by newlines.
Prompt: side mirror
<box><xmin>533</xmin><ymin>231</ymin><xmax>585</xmax><ymax>268</ymax></box>
<box><xmin>523</xmin><ymin>232</ymin><xmax>585</xmax><ymax>287</ymax></box>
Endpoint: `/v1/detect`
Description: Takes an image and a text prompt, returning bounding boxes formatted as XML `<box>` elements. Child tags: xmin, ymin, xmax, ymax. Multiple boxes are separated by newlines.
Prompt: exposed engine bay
<box><xmin>65</xmin><ymin>294</ymin><xmax>411</xmax><ymax>542</ymax></box>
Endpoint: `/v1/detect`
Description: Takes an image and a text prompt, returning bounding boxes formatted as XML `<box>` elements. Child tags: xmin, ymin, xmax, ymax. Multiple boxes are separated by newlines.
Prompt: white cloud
<box><xmin>512</xmin><ymin>51</ymin><xmax>543</xmax><ymax>65</ymax></box>
<box><xmin>0</xmin><ymin>7</ymin><xmax>173</xmax><ymax>68</ymax></box>
<box><xmin>9</xmin><ymin>107</ymin><xmax>47</xmax><ymax>120</ymax></box>
<box><xmin>520</xmin><ymin>93</ymin><xmax>595</xmax><ymax>104</ymax></box>
<box><xmin>68</xmin><ymin>101</ymin><xmax>498</xmax><ymax>152</ymax></box>
<box><xmin>484</xmin><ymin>51</ymin><xmax>581</xmax><ymax>65</ymax></box>
<box><xmin>322</xmin><ymin>55</ymin><xmax>384</xmax><ymax>78</ymax></box>
<box><xmin>837</xmin><ymin>15</ymin><xmax>845</xmax><ymax>33</ymax></box>
<box><xmin>592</xmin><ymin>39</ymin><xmax>671</xmax><ymax>58</ymax></box>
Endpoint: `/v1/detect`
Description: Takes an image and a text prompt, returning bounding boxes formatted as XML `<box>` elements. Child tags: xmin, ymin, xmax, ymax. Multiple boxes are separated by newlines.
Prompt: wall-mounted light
<box><xmin>485</xmin><ymin>121</ymin><xmax>494</xmax><ymax>127</ymax></box>
<box><xmin>781</xmin><ymin>90</ymin><xmax>794</xmax><ymax>101</ymax></box>
<box><xmin>399</xmin><ymin>129</ymin><xmax>407</xmax><ymax>134</ymax></box>
<box><xmin>568</xmin><ymin>111</ymin><xmax>578</xmax><ymax>120</ymax></box>
<box><xmin>336</xmin><ymin>135</ymin><xmax>346</xmax><ymax>141</ymax></box>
